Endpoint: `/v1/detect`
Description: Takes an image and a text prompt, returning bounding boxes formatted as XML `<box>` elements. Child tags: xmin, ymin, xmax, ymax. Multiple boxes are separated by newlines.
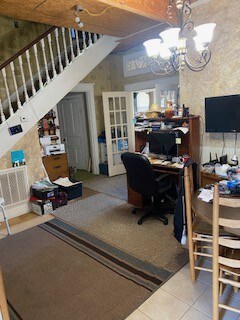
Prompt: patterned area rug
<box><xmin>0</xmin><ymin>219</ymin><xmax>171</xmax><ymax>320</ymax></box>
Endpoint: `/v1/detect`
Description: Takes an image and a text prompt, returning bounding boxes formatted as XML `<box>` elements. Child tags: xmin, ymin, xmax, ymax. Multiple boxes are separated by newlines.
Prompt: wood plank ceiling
<box><xmin>0</xmin><ymin>0</ymin><xmax>175</xmax><ymax>52</ymax></box>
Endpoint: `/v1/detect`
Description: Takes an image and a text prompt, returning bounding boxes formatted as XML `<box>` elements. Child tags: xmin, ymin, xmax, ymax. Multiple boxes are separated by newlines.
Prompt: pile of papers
<box><xmin>198</xmin><ymin>189</ymin><xmax>213</xmax><ymax>203</ymax></box>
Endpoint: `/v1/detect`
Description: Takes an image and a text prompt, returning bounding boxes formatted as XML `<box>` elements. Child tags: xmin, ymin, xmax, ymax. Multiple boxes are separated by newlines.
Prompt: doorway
<box><xmin>58</xmin><ymin>92</ymin><xmax>90</xmax><ymax>171</ymax></box>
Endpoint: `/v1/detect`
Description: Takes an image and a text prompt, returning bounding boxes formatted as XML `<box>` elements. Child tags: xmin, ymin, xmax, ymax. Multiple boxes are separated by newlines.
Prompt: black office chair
<box><xmin>121</xmin><ymin>152</ymin><xmax>173</xmax><ymax>225</ymax></box>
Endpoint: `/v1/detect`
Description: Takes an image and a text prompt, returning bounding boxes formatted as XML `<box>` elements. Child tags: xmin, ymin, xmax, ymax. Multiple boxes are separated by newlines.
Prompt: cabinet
<box><xmin>42</xmin><ymin>153</ymin><xmax>69</xmax><ymax>181</ymax></box>
<box><xmin>135</xmin><ymin>116</ymin><xmax>200</xmax><ymax>164</ymax></box>
<box><xmin>201</xmin><ymin>172</ymin><xmax>222</xmax><ymax>187</ymax></box>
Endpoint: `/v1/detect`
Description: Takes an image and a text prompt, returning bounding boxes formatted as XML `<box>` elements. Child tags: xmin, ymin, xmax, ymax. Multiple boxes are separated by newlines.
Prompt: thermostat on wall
<box><xmin>9</xmin><ymin>124</ymin><xmax>23</xmax><ymax>136</ymax></box>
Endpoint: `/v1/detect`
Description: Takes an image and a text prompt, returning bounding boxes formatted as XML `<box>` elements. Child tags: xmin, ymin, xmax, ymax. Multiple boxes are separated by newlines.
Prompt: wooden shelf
<box><xmin>136</xmin><ymin>116</ymin><xmax>198</xmax><ymax>122</ymax></box>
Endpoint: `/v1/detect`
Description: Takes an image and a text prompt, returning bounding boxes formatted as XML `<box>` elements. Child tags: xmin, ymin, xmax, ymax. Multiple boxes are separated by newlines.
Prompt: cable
<box><xmin>83</xmin><ymin>7</ymin><xmax>111</xmax><ymax>17</ymax></box>
<box><xmin>221</xmin><ymin>132</ymin><xmax>225</xmax><ymax>156</ymax></box>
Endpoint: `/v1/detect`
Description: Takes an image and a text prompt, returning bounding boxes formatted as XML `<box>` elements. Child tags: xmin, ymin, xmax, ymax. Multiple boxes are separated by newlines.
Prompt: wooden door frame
<box><xmin>58</xmin><ymin>82</ymin><xmax>99</xmax><ymax>174</ymax></box>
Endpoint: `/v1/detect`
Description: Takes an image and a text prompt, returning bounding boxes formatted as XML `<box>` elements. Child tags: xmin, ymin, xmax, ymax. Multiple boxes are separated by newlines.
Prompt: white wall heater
<box><xmin>0</xmin><ymin>166</ymin><xmax>30</xmax><ymax>221</ymax></box>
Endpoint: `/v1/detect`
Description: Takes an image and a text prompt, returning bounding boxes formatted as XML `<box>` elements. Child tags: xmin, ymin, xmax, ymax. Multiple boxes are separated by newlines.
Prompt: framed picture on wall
<box><xmin>0</xmin><ymin>270</ymin><xmax>10</xmax><ymax>320</ymax></box>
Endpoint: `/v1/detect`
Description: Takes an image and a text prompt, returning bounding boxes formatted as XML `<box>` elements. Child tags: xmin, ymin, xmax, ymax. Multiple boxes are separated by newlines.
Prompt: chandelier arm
<box><xmin>148</xmin><ymin>58</ymin><xmax>177</xmax><ymax>76</ymax></box>
<box><xmin>184</xmin><ymin>49</ymin><xmax>212</xmax><ymax>72</ymax></box>
<box><xmin>171</xmin><ymin>53</ymin><xmax>181</xmax><ymax>72</ymax></box>
<box><xmin>182</xmin><ymin>0</ymin><xmax>192</xmax><ymax>26</ymax></box>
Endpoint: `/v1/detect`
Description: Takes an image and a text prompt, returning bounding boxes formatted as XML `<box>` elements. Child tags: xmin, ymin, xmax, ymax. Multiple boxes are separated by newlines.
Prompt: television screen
<box><xmin>205</xmin><ymin>94</ymin><xmax>240</xmax><ymax>132</ymax></box>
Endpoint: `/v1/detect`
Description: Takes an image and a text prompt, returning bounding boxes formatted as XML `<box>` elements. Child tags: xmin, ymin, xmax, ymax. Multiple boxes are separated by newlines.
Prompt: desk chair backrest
<box><xmin>121</xmin><ymin>152</ymin><xmax>159</xmax><ymax>197</ymax></box>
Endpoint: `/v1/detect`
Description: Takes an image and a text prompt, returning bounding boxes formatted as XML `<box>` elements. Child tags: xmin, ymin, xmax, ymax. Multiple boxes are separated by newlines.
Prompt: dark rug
<box><xmin>0</xmin><ymin>219</ymin><xmax>172</xmax><ymax>320</ymax></box>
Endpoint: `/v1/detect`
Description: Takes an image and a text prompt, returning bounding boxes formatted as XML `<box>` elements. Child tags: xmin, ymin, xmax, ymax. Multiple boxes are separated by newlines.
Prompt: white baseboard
<box><xmin>0</xmin><ymin>201</ymin><xmax>31</xmax><ymax>222</ymax></box>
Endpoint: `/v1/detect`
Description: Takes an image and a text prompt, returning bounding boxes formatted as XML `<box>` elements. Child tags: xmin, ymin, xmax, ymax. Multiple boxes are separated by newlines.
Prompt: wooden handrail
<box><xmin>0</xmin><ymin>26</ymin><xmax>57</xmax><ymax>70</ymax></box>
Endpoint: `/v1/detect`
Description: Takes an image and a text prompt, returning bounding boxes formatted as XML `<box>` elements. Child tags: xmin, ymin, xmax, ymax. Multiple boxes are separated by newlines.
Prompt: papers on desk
<box><xmin>198</xmin><ymin>189</ymin><xmax>213</xmax><ymax>203</ymax></box>
<box><xmin>173</xmin><ymin>127</ymin><xmax>189</xmax><ymax>134</ymax></box>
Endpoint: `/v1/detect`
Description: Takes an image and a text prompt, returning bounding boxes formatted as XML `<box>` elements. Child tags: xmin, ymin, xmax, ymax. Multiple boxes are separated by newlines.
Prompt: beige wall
<box><xmin>180</xmin><ymin>0</ymin><xmax>240</xmax><ymax>162</ymax></box>
<box><xmin>83</xmin><ymin>56</ymin><xmax>112</xmax><ymax>136</ymax></box>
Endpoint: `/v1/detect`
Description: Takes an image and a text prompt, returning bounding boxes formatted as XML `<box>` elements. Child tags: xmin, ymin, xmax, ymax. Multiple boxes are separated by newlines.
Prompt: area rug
<box><xmin>0</xmin><ymin>219</ymin><xmax>171</xmax><ymax>320</ymax></box>
<box><xmin>83</xmin><ymin>174</ymin><xmax>128</xmax><ymax>201</ymax></box>
<box><xmin>54</xmin><ymin>193</ymin><xmax>188</xmax><ymax>273</ymax></box>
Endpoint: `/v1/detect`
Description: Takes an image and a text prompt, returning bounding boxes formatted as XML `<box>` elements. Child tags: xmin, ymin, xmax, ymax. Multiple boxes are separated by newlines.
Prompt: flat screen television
<box><xmin>205</xmin><ymin>94</ymin><xmax>240</xmax><ymax>132</ymax></box>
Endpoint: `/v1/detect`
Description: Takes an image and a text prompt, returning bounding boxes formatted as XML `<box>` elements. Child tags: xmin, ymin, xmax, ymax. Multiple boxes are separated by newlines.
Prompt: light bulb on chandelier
<box><xmin>143</xmin><ymin>0</ymin><xmax>216</xmax><ymax>75</ymax></box>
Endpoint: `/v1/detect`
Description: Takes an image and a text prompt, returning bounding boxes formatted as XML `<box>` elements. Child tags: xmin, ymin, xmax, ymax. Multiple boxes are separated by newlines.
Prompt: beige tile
<box><xmin>194</xmin><ymin>286</ymin><xmax>240</xmax><ymax>320</ymax></box>
<box><xmin>180</xmin><ymin>307</ymin><xmax>211</xmax><ymax>320</ymax></box>
<box><xmin>162</xmin><ymin>270</ymin><xmax>208</xmax><ymax>304</ymax></box>
<box><xmin>125</xmin><ymin>310</ymin><xmax>152</xmax><ymax>320</ymax></box>
<box><xmin>180</xmin><ymin>259</ymin><xmax>213</xmax><ymax>285</ymax></box>
<box><xmin>139</xmin><ymin>288</ymin><xmax>190</xmax><ymax>320</ymax></box>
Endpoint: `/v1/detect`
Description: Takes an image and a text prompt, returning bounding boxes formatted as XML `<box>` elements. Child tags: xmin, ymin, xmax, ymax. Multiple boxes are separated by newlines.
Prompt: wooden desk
<box><xmin>127</xmin><ymin>160</ymin><xmax>182</xmax><ymax>207</ymax></box>
<box><xmin>201</xmin><ymin>172</ymin><xmax>222</xmax><ymax>187</ymax></box>
<box><xmin>192</xmin><ymin>192</ymin><xmax>240</xmax><ymax>236</ymax></box>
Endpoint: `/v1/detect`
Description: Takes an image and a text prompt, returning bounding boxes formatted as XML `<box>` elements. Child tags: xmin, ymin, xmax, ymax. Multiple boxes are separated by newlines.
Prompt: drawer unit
<box><xmin>42</xmin><ymin>153</ymin><xmax>69</xmax><ymax>181</ymax></box>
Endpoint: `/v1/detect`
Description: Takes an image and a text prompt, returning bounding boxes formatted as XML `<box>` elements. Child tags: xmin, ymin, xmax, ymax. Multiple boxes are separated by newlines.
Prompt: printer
<box><xmin>43</xmin><ymin>144</ymin><xmax>65</xmax><ymax>155</ymax></box>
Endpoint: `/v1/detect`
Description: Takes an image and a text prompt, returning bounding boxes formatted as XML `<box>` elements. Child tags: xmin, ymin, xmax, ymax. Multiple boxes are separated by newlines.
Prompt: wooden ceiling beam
<box><xmin>94</xmin><ymin>0</ymin><xmax>170</xmax><ymax>22</ymax></box>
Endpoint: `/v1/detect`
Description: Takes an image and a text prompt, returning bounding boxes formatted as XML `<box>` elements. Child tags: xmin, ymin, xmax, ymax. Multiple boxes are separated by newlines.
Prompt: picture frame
<box><xmin>0</xmin><ymin>270</ymin><xmax>10</xmax><ymax>320</ymax></box>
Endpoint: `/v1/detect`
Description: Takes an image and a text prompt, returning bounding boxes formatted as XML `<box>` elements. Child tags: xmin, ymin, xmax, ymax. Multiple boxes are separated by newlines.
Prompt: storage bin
<box><xmin>55</xmin><ymin>182</ymin><xmax>82</xmax><ymax>200</ymax></box>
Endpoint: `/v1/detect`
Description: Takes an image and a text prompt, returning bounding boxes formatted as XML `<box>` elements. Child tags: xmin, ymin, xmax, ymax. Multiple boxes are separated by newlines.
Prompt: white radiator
<box><xmin>0</xmin><ymin>166</ymin><xmax>29</xmax><ymax>209</ymax></box>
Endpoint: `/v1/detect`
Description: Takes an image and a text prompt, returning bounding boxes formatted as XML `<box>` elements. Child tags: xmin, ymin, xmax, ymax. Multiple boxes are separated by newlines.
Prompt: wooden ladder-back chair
<box><xmin>184</xmin><ymin>166</ymin><xmax>213</xmax><ymax>283</ymax></box>
<box><xmin>213</xmin><ymin>184</ymin><xmax>240</xmax><ymax>320</ymax></box>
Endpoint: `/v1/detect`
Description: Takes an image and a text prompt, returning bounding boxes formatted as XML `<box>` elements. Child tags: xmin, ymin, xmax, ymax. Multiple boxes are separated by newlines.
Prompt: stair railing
<box><xmin>0</xmin><ymin>26</ymin><xmax>102</xmax><ymax>125</ymax></box>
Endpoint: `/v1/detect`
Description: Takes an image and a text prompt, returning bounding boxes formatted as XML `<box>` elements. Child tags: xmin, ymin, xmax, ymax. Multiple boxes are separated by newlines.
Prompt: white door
<box><xmin>58</xmin><ymin>93</ymin><xmax>90</xmax><ymax>170</ymax></box>
<box><xmin>102</xmin><ymin>92</ymin><xmax>135</xmax><ymax>177</ymax></box>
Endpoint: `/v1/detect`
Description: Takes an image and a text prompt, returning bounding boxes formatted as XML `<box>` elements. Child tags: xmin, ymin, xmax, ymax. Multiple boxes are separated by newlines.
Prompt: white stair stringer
<box><xmin>0</xmin><ymin>35</ymin><xmax>119</xmax><ymax>158</ymax></box>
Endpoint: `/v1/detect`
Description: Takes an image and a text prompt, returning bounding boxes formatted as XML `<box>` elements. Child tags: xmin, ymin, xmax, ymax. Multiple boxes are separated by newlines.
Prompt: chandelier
<box><xmin>143</xmin><ymin>0</ymin><xmax>216</xmax><ymax>75</ymax></box>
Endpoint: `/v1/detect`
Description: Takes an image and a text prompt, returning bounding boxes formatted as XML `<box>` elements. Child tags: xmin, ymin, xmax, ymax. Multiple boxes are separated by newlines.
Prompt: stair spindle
<box><xmin>47</xmin><ymin>33</ymin><xmax>57</xmax><ymax>78</ymax></box>
<box><xmin>88</xmin><ymin>32</ymin><xmax>93</xmax><ymax>46</ymax></box>
<box><xmin>93</xmin><ymin>33</ymin><xmax>98</xmax><ymax>43</ymax></box>
<box><xmin>82</xmin><ymin>32</ymin><xmax>87</xmax><ymax>50</ymax></box>
<box><xmin>75</xmin><ymin>30</ymin><xmax>81</xmax><ymax>56</ymax></box>
<box><xmin>25</xmin><ymin>49</ymin><xmax>36</xmax><ymax>96</ymax></box>
<box><xmin>18</xmin><ymin>56</ymin><xmax>29</xmax><ymax>103</ymax></box>
<box><xmin>33</xmin><ymin>44</ymin><xmax>44</xmax><ymax>90</ymax></box>
<box><xmin>0</xmin><ymin>98</ymin><xmax>6</xmax><ymax>123</ymax></box>
<box><xmin>40</xmin><ymin>38</ymin><xmax>51</xmax><ymax>84</ymax></box>
<box><xmin>61</xmin><ymin>28</ymin><xmax>69</xmax><ymax>66</ymax></box>
<box><xmin>54</xmin><ymin>28</ymin><xmax>64</xmax><ymax>72</ymax></box>
<box><xmin>68</xmin><ymin>29</ymin><xmax>75</xmax><ymax>62</ymax></box>
<box><xmin>10</xmin><ymin>61</ymin><xmax>22</xmax><ymax>109</ymax></box>
<box><xmin>1</xmin><ymin>68</ymin><xmax>14</xmax><ymax>116</ymax></box>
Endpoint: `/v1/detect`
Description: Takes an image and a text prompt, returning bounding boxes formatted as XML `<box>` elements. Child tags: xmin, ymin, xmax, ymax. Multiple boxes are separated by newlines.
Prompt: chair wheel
<box><xmin>164</xmin><ymin>219</ymin><xmax>168</xmax><ymax>225</ymax></box>
<box><xmin>132</xmin><ymin>209</ymin><xmax>136</xmax><ymax>214</ymax></box>
<box><xmin>138</xmin><ymin>220</ymin><xmax>142</xmax><ymax>225</ymax></box>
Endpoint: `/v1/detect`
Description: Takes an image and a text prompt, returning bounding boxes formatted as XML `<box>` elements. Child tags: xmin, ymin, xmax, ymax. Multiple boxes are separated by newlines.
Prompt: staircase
<box><xmin>0</xmin><ymin>26</ymin><xmax>119</xmax><ymax>158</ymax></box>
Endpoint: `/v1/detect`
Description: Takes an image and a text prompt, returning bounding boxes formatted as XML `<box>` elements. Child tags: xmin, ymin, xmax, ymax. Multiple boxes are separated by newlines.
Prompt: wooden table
<box><xmin>192</xmin><ymin>192</ymin><xmax>240</xmax><ymax>236</ymax></box>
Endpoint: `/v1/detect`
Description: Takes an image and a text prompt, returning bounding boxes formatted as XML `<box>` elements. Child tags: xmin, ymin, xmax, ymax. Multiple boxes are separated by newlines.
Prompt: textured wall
<box><xmin>83</xmin><ymin>56</ymin><xmax>112</xmax><ymax>136</ymax></box>
<box><xmin>0</xmin><ymin>125</ymin><xmax>44</xmax><ymax>185</ymax></box>
<box><xmin>180</xmin><ymin>0</ymin><xmax>240</xmax><ymax>162</ymax></box>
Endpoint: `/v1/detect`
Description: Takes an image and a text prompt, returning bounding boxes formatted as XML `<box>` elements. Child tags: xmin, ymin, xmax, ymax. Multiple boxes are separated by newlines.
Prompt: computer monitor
<box><xmin>148</xmin><ymin>132</ymin><xmax>177</xmax><ymax>157</ymax></box>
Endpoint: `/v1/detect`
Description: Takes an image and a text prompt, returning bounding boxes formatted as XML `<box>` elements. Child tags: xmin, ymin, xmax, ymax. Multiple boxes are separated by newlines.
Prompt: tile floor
<box><xmin>127</xmin><ymin>258</ymin><xmax>240</xmax><ymax>320</ymax></box>
<box><xmin>1</xmin><ymin>215</ymin><xmax>240</xmax><ymax>320</ymax></box>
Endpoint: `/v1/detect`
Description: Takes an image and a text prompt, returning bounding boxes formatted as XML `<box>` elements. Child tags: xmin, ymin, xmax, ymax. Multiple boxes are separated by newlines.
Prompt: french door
<box><xmin>102</xmin><ymin>92</ymin><xmax>135</xmax><ymax>177</ymax></box>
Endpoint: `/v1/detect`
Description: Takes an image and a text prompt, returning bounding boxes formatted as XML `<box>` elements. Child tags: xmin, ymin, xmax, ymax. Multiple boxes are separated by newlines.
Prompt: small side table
<box><xmin>0</xmin><ymin>198</ymin><xmax>12</xmax><ymax>236</ymax></box>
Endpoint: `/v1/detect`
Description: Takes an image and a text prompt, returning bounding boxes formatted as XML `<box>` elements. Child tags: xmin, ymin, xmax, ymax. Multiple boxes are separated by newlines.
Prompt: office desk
<box><xmin>192</xmin><ymin>192</ymin><xmax>240</xmax><ymax>236</ymax></box>
<box><xmin>127</xmin><ymin>159</ymin><xmax>183</xmax><ymax>207</ymax></box>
